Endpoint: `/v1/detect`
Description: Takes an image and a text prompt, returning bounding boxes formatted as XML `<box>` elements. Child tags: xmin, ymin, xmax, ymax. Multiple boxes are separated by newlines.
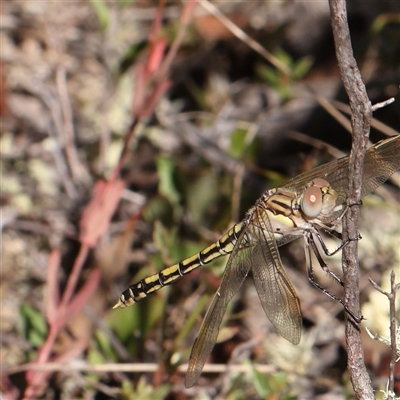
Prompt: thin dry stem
<box><xmin>369</xmin><ymin>272</ymin><xmax>400</xmax><ymax>398</ymax></box>
<box><xmin>329</xmin><ymin>0</ymin><xmax>374</xmax><ymax>398</ymax></box>
<box><xmin>198</xmin><ymin>0</ymin><xmax>291</xmax><ymax>76</ymax></box>
<box><xmin>56</xmin><ymin>66</ymin><xmax>90</xmax><ymax>185</ymax></box>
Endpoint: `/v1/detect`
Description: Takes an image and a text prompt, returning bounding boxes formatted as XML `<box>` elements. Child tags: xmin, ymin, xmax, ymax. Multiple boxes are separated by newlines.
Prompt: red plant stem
<box><xmin>156</xmin><ymin>0</ymin><xmax>196</xmax><ymax>82</ymax></box>
<box><xmin>60</xmin><ymin>243</ymin><xmax>90</xmax><ymax>309</ymax></box>
<box><xmin>109</xmin><ymin>118</ymin><xmax>139</xmax><ymax>181</ymax></box>
<box><xmin>24</xmin><ymin>324</ymin><xmax>59</xmax><ymax>399</ymax></box>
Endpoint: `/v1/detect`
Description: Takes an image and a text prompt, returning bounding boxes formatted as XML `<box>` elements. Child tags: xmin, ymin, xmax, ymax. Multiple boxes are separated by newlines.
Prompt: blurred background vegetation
<box><xmin>1</xmin><ymin>0</ymin><xmax>399</xmax><ymax>399</ymax></box>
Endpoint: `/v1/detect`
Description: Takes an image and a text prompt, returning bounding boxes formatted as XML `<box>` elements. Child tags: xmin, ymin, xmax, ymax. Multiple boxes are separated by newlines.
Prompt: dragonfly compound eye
<box><xmin>311</xmin><ymin>177</ymin><xmax>330</xmax><ymax>189</ymax></box>
<box><xmin>301</xmin><ymin>186</ymin><xmax>323</xmax><ymax>218</ymax></box>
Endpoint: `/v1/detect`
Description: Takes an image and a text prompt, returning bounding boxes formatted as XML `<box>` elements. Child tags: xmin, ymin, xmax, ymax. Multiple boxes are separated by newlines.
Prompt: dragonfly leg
<box><xmin>315</xmin><ymin>231</ymin><xmax>345</xmax><ymax>256</ymax></box>
<box><xmin>305</xmin><ymin>237</ymin><xmax>363</xmax><ymax>323</ymax></box>
<box><xmin>308</xmin><ymin>234</ymin><xmax>343</xmax><ymax>286</ymax></box>
<box><xmin>324</xmin><ymin>228</ymin><xmax>342</xmax><ymax>241</ymax></box>
<box><xmin>315</xmin><ymin>230</ymin><xmax>361</xmax><ymax>257</ymax></box>
<box><xmin>348</xmin><ymin>199</ymin><xmax>363</xmax><ymax>207</ymax></box>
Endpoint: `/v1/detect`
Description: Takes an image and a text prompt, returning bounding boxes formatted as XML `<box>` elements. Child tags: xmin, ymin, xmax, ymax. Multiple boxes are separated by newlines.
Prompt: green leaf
<box><xmin>372</xmin><ymin>13</ymin><xmax>400</xmax><ymax>34</ymax></box>
<box><xmin>252</xmin><ymin>365</ymin><xmax>269</xmax><ymax>398</ymax></box>
<box><xmin>184</xmin><ymin>172</ymin><xmax>219</xmax><ymax>226</ymax></box>
<box><xmin>251</xmin><ymin>368</ymin><xmax>294</xmax><ymax>399</ymax></box>
<box><xmin>257</xmin><ymin>64</ymin><xmax>280</xmax><ymax>87</ymax></box>
<box><xmin>274</xmin><ymin>48</ymin><xmax>292</xmax><ymax>66</ymax></box>
<box><xmin>118</xmin><ymin>0</ymin><xmax>136</xmax><ymax>7</ymax></box>
<box><xmin>143</xmin><ymin>196</ymin><xmax>174</xmax><ymax>226</ymax></box>
<box><xmin>120</xmin><ymin>376</ymin><xmax>171</xmax><ymax>400</ymax></box>
<box><xmin>88</xmin><ymin>0</ymin><xmax>110</xmax><ymax>31</ymax></box>
<box><xmin>118</xmin><ymin>40</ymin><xmax>148</xmax><ymax>76</ymax></box>
<box><xmin>156</xmin><ymin>155</ymin><xmax>181</xmax><ymax>206</ymax></box>
<box><xmin>20</xmin><ymin>303</ymin><xmax>47</xmax><ymax>347</ymax></box>
<box><xmin>87</xmin><ymin>347</ymin><xmax>105</xmax><ymax>365</ymax></box>
<box><xmin>229</xmin><ymin>128</ymin><xmax>248</xmax><ymax>159</ymax></box>
<box><xmin>93</xmin><ymin>330</ymin><xmax>115</xmax><ymax>361</ymax></box>
<box><xmin>292</xmin><ymin>56</ymin><xmax>313</xmax><ymax>80</ymax></box>
<box><xmin>176</xmin><ymin>293</ymin><xmax>210</xmax><ymax>343</ymax></box>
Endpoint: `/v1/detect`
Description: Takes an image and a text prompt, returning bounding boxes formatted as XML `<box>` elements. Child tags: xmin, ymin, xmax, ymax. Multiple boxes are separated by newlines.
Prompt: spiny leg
<box><xmin>304</xmin><ymin>236</ymin><xmax>363</xmax><ymax>323</ymax></box>
<box><xmin>308</xmin><ymin>234</ymin><xmax>344</xmax><ymax>286</ymax></box>
<box><xmin>315</xmin><ymin>229</ymin><xmax>361</xmax><ymax>257</ymax></box>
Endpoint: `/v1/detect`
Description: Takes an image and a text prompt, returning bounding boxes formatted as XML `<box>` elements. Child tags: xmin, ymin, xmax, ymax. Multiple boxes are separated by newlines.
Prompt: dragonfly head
<box><xmin>301</xmin><ymin>178</ymin><xmax>337</xmax><ymax>219</ymax></box>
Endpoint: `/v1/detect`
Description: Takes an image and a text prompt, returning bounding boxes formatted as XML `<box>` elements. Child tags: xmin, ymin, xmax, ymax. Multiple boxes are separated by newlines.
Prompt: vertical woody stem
<box><xmin>328</xmin><ymin>0</ymin><xmax>373</xmax><ymax>398</ymax></box>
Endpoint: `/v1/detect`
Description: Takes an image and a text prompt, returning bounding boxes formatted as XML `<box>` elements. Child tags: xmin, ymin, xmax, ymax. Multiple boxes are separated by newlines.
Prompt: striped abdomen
<box><xmin>113</xmin><ymin>223</ymin><xmax>244</xmax><ymax>309</ymax></box>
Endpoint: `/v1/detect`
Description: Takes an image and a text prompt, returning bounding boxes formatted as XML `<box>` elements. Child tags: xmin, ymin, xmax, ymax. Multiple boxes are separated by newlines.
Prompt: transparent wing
<box><xmin>275</xmin><ymin>232</ymin><xmax>303</xmax><ymax>247</ymax></box>
<box><xmin>185</xmin><ymin>205</ymin><xmax>303</xmax><ymax>387</ymax></box>
<box><xmin>282</xmin><ymin>135</ymin><xmax>400</xmax><ymax>200</ymax></box>
<box><xmin>250</xmin><ymin>207</ymin><xmax>302</xmax><ymax>345</ymax></box>
<box><xmin>185</xmin><ymin>225</ymin><xmax>256</xmax><ymax>388</ymax></box>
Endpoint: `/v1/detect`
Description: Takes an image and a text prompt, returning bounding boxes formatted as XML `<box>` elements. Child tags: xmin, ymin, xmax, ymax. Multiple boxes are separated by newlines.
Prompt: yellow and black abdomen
<box><xmin>113</xmin><ymin>222</ymin><xmax>244</xmax><ymax>308</ymax></box>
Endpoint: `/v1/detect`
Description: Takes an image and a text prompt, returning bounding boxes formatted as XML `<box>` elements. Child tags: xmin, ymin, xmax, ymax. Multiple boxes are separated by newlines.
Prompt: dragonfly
<box><xmin>113</xmin><ymin>135</ymin><xmax>400</xmax><ymax>387</ymax></box>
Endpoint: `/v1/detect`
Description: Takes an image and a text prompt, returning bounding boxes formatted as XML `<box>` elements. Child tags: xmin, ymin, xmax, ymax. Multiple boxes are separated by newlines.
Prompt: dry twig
<box><xmin>329</xmin><ymin>0</ymin><xmax>373</xmax><ymax>398</ymax></box>
<box><xmin>369</xmin><ymin>272</ymin><xmax>400</xmax><ymax>399</ymax></box>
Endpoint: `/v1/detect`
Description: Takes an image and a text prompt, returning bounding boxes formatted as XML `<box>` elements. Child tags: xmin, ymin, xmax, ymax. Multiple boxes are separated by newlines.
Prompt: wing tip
<box><xmin>185</xmin><ymin>370</ymin><xmax>201</xmax><ymax>388</ymax></box>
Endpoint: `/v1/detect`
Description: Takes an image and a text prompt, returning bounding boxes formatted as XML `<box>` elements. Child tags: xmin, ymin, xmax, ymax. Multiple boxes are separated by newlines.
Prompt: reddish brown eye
<box><xmin>312</xmin><ymin>178</ymin><xmax>330</xmax><ymax>189</ymax></box>
<box><xmin>301</xmin><ymin>186</ymin><xmax>323</xmax><ymax>218</ymax></box>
